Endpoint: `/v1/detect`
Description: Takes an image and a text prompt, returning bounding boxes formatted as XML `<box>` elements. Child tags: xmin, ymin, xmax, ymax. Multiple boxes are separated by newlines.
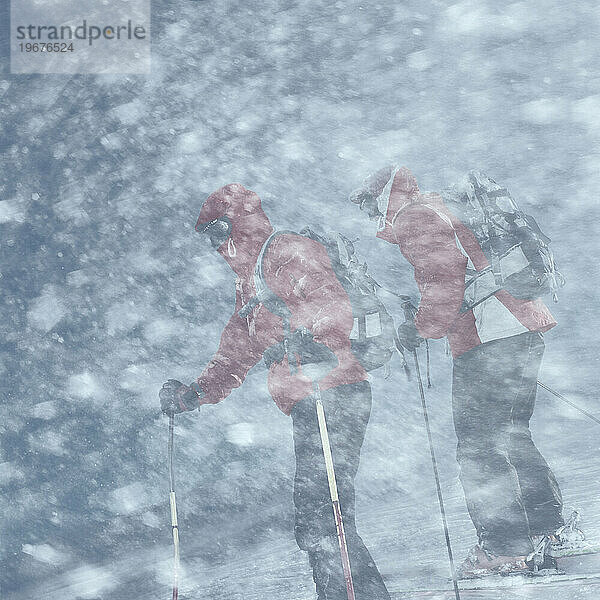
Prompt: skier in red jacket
<box><xmin>351</xmin><ymin>166</ymin><xmax>565</xmax><ymax>577</ymax></box>
<box><xmin>159</xmin><ymin>183</ymin><xmax>390</xmax><ymax>600</ymax></box>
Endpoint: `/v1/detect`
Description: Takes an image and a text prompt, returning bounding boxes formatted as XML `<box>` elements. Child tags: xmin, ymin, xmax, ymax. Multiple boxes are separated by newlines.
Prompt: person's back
<box><xmin>371</xmin><ymin>168</ymin><xmax>557</xmax><ymax>357</ymax></box>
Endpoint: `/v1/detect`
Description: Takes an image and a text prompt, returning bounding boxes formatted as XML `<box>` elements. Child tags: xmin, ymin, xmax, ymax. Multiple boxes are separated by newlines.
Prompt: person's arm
<box><xmin>196</xmin><ymin>288</ymin><xmax>266</xmax><ymax>405</ymax></box>
<box><xmin>394</xmin><ymin>206</ymin><xmax>468</xmax><ymax>339</ymax></box>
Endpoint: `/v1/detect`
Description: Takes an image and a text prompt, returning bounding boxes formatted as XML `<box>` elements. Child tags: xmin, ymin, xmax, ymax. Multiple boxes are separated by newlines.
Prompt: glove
<box><xmin>397</xmin><ymin>320</ymin><xmax>424</xmax><ymax>352</ymax></box>
<box><xmin>159</xmin><ymin>379</ymin><xmax>204</xmax><ymax>416</ymax></box>
<box><xmin>263</xmin><ymin>341</ymin><xmax>287</xmax><ymax>369</ymax></box>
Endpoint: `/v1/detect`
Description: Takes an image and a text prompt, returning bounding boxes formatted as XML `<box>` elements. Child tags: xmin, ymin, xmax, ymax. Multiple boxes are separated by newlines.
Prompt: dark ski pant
<box><xmin>291</xmin><ymin>381</ymin><xmax>390</xmax><ymax>600</ymax></box>
<box><xmin>452</xmin><ymin>331</ymin><xmax>564</xmax><ymax>557</ymax></box>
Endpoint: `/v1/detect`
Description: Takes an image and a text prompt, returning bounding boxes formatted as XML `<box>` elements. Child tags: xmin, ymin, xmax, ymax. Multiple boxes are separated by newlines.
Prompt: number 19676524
<box><xmin>20</xmin><ymin>43</ymin><xmax>74</xmax><ymax>52</ymax></box>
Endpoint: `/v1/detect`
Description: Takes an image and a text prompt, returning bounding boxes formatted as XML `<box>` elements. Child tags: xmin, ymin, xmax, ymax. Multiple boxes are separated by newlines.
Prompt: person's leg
<box><xmin>324</xmin><ymin>381</ymin><xmax>390</xmax><ymax>600</ymax></box>
<box><xmin>291</xmin><ymin>381</ymin><xmax>390</xmax><ymax>600</ymax></box>
<box><xmin>508</xmin><ymin>333</ymin><xmax>564</xmax><ymax>536</ymax></box>
<box><xmin>291</xmin><ymin>392</ymin><xmax>340</xmax><ymax>600</ymax></box>
<box><xmin>452</xmin><ymin>336</ymin><xmax>533</xmax><ymax>557</ymax></box>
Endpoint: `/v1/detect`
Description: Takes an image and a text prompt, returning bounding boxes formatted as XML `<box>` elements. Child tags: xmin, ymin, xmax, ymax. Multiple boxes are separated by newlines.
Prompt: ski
<box><xmin>391</xmin><ymin>570</ymin><xmax>600</xmax><ymax>597</ymax></box>
<box><xmin>548</xmin><ymin>544</ymin><xmax>600</xmax><ymax>558</ymax></box>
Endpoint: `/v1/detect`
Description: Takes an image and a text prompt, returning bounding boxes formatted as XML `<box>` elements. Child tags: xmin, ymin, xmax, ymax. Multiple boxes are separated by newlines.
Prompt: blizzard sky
<box><xmin>1</xmin><ymin>1</ymin><xmax>599</xmax><ymax>599</ymax></box>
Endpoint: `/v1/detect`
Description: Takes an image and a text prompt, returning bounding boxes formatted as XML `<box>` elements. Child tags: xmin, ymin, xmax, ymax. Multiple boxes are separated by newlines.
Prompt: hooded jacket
<box><xmin>194</xmin><ymin>184</ymin><xmax>367</xmax><ymax>415</ymax></box>
<box><xmin>373</xmin><ymin>168</ymin><xmax>556</xmax><ymax>358</ymax></box>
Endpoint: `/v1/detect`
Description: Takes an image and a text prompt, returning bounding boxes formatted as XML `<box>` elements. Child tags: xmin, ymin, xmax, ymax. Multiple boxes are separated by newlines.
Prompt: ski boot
<box><xmin>547</xmin><ymin>510</ymin><xmax>592</xmax><ymax>557</ymax></box>
<box><xmin>457</xmin><ymin>545</ymin><xmax>529</xmax><ymax>579</ymax></box>
<box><xmin>526</xmin><ymin>535</ymin><xmax>564</xmax><ymax>576</ymax></box>
<box><xmin>529</xmin><ymin>510</ymin><xmax>592</xmax><ymax>562</ymax></box>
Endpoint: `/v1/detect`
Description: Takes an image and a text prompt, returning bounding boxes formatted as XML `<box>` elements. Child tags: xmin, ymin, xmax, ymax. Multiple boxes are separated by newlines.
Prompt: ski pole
<box><xmin>537</xmin><ymin>380</ymin><xmax>600</xmax><ymax>427</ymax></box>
<box><xmin>412</xmin><ymin>350</ymin><xmax>461</xmax><ymax>600</ymax></box>
<box><xmin>168</xmin><ymin>414</ymin><xmax>180</xmax><ymax>600</ymax></box>
<box><xmin>314</xmin><ymin>382</ymin><xmax>356</xmax><ymax>600</ymax></box>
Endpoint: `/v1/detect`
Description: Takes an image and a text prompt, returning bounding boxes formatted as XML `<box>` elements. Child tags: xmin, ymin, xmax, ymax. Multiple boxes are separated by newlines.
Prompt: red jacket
<box><xmin>376</xmin><ymin>168</ymin><xmax>556</xmax><ymax>358</ymax></box>
<box><xmin>195</xmin><ymin>184</ymin><xmax>367</xmax><ymax>415</ymax></box>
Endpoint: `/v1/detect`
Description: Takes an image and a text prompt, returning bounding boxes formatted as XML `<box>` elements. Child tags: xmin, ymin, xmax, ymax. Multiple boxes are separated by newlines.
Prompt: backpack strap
<box><xmin>238</xmin><ymin>230</ymin><xmax>297</xmax><ymax>338</ymax></box>
<box><xmin>239</xmin><ymin>230</ymin><xmax>312</xmax><ymax>374</ymax></box>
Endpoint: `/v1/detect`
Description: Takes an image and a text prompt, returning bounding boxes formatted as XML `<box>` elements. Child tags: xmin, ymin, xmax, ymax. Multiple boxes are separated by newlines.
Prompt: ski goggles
<box><xmin>195</xmin><ymin>216</ymin><xmax>232</xmax><ymax>249</ymax></box>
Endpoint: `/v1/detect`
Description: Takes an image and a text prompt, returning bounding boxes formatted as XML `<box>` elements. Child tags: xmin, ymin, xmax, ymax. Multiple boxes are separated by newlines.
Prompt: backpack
<box><xmin>441</xmin><ymin>171</ymin><xmax>564</xmax><ymax>311</ymax></box>
<box><xmin>239</xmin><ymin>228</ymin><xmax>401</xmax><ymax>372</ymax></box>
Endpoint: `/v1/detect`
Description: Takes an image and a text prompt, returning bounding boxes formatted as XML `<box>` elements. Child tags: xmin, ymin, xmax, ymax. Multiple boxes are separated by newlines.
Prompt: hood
<box><xmin>351</xmin><ymin>166</ymin><xmax>424</xmax><ymax>242</ymax></box>
<box><xmin>196</xmin><ymin>183</ymin><xmax>274</xmax><ymax>278</ymax></box>
<box><xmin>375</xmin><ymin>166</ymin><xmax>419</xmax><ymax>243</ymax></box>
<box><xmin>375</xmin><ymin>167</ymin><xmax>444</xmax><ymax>244</ymax></box>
